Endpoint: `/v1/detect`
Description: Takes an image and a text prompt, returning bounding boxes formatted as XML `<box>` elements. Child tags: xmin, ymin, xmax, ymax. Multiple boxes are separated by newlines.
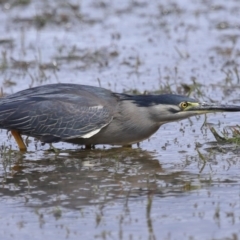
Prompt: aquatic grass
<box><xmin>0</xmin><ymin>51</ymin><xmax>8</xmax><ymax>71</ymax></box>
<box><xmin>209</xmin><ymin>125</ymin><xmax>240</xmax><ymax>145</ymax></box>
<box><xmin>146</xmin><ymin>193</ymin><xmax>156</xmax><ymax>240</ymax></box>
<box><xmin>0</xmin><ymin>144</ymin><xmax>14</xmax><ymax>172</ymax></box>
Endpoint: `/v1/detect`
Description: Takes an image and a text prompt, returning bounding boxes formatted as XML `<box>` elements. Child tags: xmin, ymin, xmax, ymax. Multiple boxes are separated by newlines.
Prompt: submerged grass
<box><xmin>209</xmin><ymin>125</ymin><xmax>240</xmax><ymax>145</ymax></box>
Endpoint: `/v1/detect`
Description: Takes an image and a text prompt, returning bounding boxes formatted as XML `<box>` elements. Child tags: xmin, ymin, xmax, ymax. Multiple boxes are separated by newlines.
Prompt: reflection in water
<box><xmin>2</xmin><ymin>147</ymin><xmax>239</xmax><ymax>240</ymax></box>
<box><xmin>0</xmin><ymin>148</ymin><xmax>203</xmax><ymax>209</ymax></box>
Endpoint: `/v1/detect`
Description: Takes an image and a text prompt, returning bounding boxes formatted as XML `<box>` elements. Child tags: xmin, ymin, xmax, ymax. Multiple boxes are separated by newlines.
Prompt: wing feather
<box><xmin>37</xmin><ymin>101</ymin><xmax>112</xmax><ymax>139</ymax></box>
<box><xmin>0</xmin><ymin>84</ymin><xmax>117</xmax><ymax>140</ymax></box>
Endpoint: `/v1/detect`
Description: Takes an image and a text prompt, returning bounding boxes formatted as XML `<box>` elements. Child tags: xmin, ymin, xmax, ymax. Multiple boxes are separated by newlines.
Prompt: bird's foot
<box><xmin>48</xmin><ymin>143</ymin><xmax>60</xmax><ymax>153</ymax></box>
<box><xmin>85</xmin><ymin>145</ymin><xmax>95</xmax><ymax>150</ymax></box>
<box><xmin>122</xmin><ymin>144</ymin><xmax>132</xmax><ymax>148</ymax></box>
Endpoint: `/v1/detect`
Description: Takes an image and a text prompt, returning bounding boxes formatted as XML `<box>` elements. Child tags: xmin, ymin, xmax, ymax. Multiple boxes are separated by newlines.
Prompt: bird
<box><xmin>0</xmin><ymin>83</ymin><xmax>240</xmax><ymax>151</ymax></box>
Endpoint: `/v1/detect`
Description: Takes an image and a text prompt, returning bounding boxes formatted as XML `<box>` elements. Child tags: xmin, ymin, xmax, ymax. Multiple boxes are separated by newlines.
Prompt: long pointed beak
<box><xmin>191</xmin><ymin>102</ymin><xmax>240</xmax><ymax>113</ymax></box>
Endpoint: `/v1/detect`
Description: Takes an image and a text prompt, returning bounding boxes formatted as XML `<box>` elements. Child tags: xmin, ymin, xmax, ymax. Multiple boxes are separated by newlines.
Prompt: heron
<box><xmin>0</xmin><ymin>83</ymin><xmax>239</xmax><ymax>151</ymax></box>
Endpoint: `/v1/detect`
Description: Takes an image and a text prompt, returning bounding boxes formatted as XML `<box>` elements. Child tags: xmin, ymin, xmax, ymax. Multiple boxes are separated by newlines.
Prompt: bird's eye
<box><xmin>180</xmin><ymin>102</ymin><xmax>189</xmax><ymax>109</ymax></box>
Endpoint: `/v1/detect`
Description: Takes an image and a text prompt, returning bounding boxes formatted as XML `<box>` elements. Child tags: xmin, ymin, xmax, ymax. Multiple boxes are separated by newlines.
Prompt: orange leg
<box><xmin>11</xmin><ymin>130</ymin><xmax>27</xmax><ymax>151</ymax></box>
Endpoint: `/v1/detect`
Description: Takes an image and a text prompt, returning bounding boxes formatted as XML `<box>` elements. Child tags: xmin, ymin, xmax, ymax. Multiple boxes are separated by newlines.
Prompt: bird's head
<box><xmin>135</xmin><ymin>94</ymin><xmax>240</xmax><ymax>125</ymax></box>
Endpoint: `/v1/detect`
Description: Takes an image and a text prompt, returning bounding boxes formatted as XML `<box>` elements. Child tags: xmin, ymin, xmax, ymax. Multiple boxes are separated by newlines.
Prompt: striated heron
<box><xmin>0</xmin><ymin>83</ymin><xmax>240</xmax><ymax>151</ymax></box>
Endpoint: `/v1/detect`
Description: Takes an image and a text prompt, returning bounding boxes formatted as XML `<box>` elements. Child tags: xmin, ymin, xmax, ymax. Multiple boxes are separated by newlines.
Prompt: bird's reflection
<box><xmin>0</xmin><ymin>147</ymin><xmax>203</xmax><ymax>209</ymax></box>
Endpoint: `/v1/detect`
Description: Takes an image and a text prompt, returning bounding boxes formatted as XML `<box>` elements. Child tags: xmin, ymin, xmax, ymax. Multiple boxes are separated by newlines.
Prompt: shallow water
<box><xmin>0</xmin><ymin>0</ymin><xmax>240</xmax><ymax>239</ymax></box>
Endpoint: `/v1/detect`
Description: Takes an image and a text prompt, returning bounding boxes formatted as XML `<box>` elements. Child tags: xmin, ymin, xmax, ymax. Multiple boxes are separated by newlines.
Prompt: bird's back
<box><xmin>0</xmin><ymin>83</ymin><xmax>116</xmax><ymax>106</ymax></box>
<box><xmin>0</xmin><ymin>84</ymin><xmax>118</xmax><ymax>142</ymax></box>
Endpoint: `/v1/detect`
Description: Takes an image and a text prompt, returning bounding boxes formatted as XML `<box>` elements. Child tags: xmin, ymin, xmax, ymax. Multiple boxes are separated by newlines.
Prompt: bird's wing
<box><xmin>0</xmin><ymin>98</ymin><xmax>114</xmax><ymax>140</ymax></box>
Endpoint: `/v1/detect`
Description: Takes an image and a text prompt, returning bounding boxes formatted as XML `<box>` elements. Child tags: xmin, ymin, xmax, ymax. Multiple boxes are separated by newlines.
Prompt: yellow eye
<box><xmin>180</xmin><ymin>102</ymin><xmax>189</xmax><ymax>109</ymax></box>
